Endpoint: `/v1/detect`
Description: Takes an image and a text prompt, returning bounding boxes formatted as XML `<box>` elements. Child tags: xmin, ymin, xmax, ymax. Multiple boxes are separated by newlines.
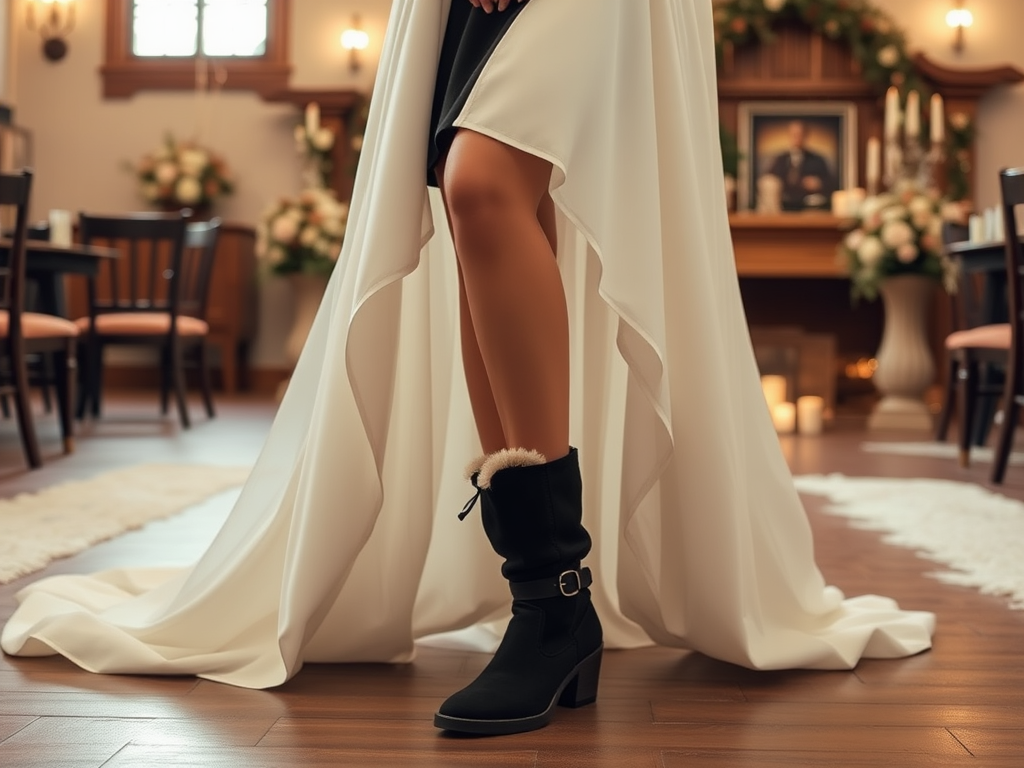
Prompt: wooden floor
<box><xmin>1</xmin><ymin>394</ymin><xmax>1022</xmax><ymax>767</ymax></box>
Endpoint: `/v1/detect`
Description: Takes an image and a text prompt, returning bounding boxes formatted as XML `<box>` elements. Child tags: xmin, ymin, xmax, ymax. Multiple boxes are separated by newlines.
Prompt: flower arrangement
<box><xmin>840</xmin><ymin>181</ymin><xmax>961</xmax><ymax>302</ymax></box>
<box><xmin>256</xmin><ymin>187</ymin><xmax>349</xmax><ymax>277</ymax></box>
<box><xmin>134</xmin><ymin>136</ymin><xmax>233</xmax><ymax>210</ymax></box>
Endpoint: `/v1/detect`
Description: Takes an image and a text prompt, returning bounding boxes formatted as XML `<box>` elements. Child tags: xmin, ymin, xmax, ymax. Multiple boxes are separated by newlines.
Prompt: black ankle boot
<box><xmin>434</xmin><ymin>447</ymin><xmax>603</xmax><ymax>736</ymax></box>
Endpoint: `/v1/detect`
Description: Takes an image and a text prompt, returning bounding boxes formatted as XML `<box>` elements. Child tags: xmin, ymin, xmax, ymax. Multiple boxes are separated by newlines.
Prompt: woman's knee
<box><xmin>441</xmin><ymin>131</ymin><xmax>550</xmax><ymax>231</ymax></box>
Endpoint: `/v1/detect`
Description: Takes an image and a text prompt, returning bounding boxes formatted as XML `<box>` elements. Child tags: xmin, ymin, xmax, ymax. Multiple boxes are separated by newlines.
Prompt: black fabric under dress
<box><xmin>427</xmin><ymin>2</ymin><xmax>529</xmax><ymax>186</ymax></box>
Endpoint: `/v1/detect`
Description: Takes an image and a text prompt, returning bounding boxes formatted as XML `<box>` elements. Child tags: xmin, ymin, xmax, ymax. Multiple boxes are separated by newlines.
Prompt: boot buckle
<box><xmin>559</xmin><ymin>569</ymin><xmax>583</xmax><ymax>597</ymax></box>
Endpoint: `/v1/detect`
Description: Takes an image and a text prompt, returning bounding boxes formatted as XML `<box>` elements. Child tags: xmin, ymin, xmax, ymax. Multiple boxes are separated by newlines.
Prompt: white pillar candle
<box><xmin>48</xmin><ymin>209</ymin><xmax>73</xmax><ymax>247</ymax></box>
<box><xmin>930</xmin><ymin>93</ymin><xmax>945</xmax><ymax>145</ymax></box>
<box><xmin>797</xmin><ymin>396</ymin><xmax>824</xmax><ymax>436</ymax></box>
<box><xmin>846</xmin><ymin>187</ymin><xmax>866</xmax><ymax>217</ymax></box>
<box><xmin>831</xmin><ymin>190</ymin><xmax>848</xmax><ymax>217</ymax></box>
<box><xmin>884</xmin><ymin>86</ymin><xmax>901</xmax><ymax>140</ymax></box>
<box><xmin>866</xmin><ymin>138</ymin><xmax>881</xmax><ymax>192</ymax></box>
<box><xmin>761</xmin><ymin>375</ymin><xmax>787</xmax><ymax>411</ymax></box>
<box><xmin>905</xmin><ymin>91</ymin><xmax>920</xmax><ymax>138</ymax></box>
<box><xmin>968</xmin><ymin>214</ymin><xmax>984</xmax><ymax>243</ymax></box>
<box><xmin>772</xmin><ymin>402</ymin><xmax>796</xmax><ymax>435</ymax></box>
<box><xmin>305</xmin><ymin>102</ymin><xmax>320</xmax><ymax>136</ymax></box>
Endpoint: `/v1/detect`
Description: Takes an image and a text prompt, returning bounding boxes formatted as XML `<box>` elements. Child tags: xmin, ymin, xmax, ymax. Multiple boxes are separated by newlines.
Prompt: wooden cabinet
<box><xmin>64</xmin><ymin>222</ymin><xmax>258</xmax><ymax>392</ymax></box>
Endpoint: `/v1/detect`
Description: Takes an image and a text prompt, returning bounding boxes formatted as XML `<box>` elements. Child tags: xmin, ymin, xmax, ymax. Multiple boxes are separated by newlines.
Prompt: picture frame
<box><xmin>737</xmin><ymin>101</ymin><xmax>858</xmax><ymax>214</ymax></box>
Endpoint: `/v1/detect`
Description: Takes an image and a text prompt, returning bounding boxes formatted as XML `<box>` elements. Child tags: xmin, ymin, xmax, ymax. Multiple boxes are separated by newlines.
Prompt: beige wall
<box><xmin>0</xmin><ymin>0</ymin><xmax>10</xmax><ymax>100</ymax></box>
<box><xmin>3</xmin><ymin>0</ymin><xmax>1024</xmax><ymax>368</ymax></box>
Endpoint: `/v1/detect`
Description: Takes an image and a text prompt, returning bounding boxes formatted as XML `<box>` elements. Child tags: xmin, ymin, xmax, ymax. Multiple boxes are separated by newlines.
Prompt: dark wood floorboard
<box><xmin>1</xmin><ymin>394</ymin><xmax>1023</xmax><ymax>766</ymax></box>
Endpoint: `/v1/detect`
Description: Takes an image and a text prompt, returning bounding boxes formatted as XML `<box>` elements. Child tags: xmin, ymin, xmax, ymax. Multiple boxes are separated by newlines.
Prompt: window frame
<box><xmin>102</xmin><ymin>0</ymin><xmax>291</xmax><ymax>99</ymax></box>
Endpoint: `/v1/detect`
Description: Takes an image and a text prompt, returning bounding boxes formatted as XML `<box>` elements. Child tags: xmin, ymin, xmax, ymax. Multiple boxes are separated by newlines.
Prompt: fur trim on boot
<box><xmin>476</xmin><ymin>448</ymin><xmax>547</xmax><ymax>489</ymax></box>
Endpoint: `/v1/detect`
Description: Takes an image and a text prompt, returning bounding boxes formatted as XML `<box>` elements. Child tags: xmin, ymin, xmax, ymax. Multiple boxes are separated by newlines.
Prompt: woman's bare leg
<box><xmin>439</xmin><ymin>129</ymin><xmax>569</xmax><ymax>461</ymax></box>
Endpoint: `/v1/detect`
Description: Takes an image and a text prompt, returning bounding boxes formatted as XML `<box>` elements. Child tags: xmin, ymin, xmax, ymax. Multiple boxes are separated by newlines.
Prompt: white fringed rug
<box><xmin>795</xmin><ymin>474</ymin><xmax>1024</xmax><ymax>610</ymax></box>
<box><xmin>0</xmin><ymin>464</ymin><xmax>251</xmax><ymax>584</ymax></box>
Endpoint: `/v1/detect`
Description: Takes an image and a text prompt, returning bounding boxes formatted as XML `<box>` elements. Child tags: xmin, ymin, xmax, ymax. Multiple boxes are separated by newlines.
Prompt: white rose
<box><xmin>314</xmin><ymin>238</ymin><xmax>335</xmax><ymax>257</ymax></box>
<box><xmin>312</xmin><ymin>128</ymin><xmax>335</xmax><ymax>152</ymax></box>
<box><xmin>858</xmin><ymin>236</ymin><xmax>885</xmax><ymax>266</ymax></box>
<box><xmin>897</xmin><ymin>243</ymin><xmax>919</xmax><ymax>263</ymax></box>
<box><xmin>271</xmin><ymin>215</ymin><xmax>299</xmax><ymax>244</ymax></box>
<box><xmin>142</xmin><ymin>183</ymin><xmax>161</xmax><ymax>202</ymax></box>
<box><xmin>881</xmin><ymin>205</ymin><xmax>909</xmax><ymax>223</ymax></box>
<box><xmin>845</xmin><ymin>230</ymin><xmax>866</xmax><ymax>252</ymax></box>
<box><xmin>299</xmin><ymin>226</ymin><xmax>319</xmax><ymax>247</ymax></box>
<box><xmin>351</xmin><ymin>135</ymin><xmax>364</xmax><ymax>152</ymax></box>
<box><xmin>175</xmin><ymin>176</ymin><xmax>202</xmax><ymax>205</ymax></box>
<box><xmin>763</xmin><ymin>0</ymin><xmax>785</xmax><ymax>11</ymax></box>
<box><xmin>155</xmin><ymin>161</ymin><xmax>178</xmax><ymax>185</ymax></box>
<box><xmin>323</xmin><ymin>217</ymin><xmax>345</xmax><ymax>237</ymax></box>
<box><xmin>859</xmin><ymin>195</ymin><xmax>890</xmax><ymax>220</ymax></box>
<box><xmin>911</xmin><ymin>210</ymin><xmax>933</xmax><ymax>230</ymax></box>
<box><xmin>882</xmin><ymin>220</ymin><xmax>914</xmax><ymax>249</ymax></box>
<box><xmin>928</xmin><ymin>217</ymin><xmax>943</xmax><ymax>239</ymax></box>
<box><xmin>877</xmin><ymin>44</ymin><xmax>900</xmax><ymax>68</ymax></box>
<box><xmin>908</xmin><ymin>196</ymin><xmax>933</xmax><ymax>217</ymax></box>
<box><xmin>266</xmin><ymin>245</ymin><xmax>286</xmax><ymax>265</ymax></box>
<box><xmin>179</xmin><ymin>149</ymin><xmax>208</xmax><ymax>177</ymax></box>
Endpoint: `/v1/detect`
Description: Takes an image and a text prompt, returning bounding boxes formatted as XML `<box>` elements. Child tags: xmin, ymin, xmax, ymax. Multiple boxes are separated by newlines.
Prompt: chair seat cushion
<box><xmin>0</xmin><ymin>310</ymin><xmax>79</xmax><ymax>339</ymax></box>
<box><xmin>74</xmin><ymin>313</ymin><xmax>209</xmax><ymax>337</ymax></box>
<box><xmin>945</xmin><ymin>324</ymin><xmax>1012</xmax><ymax>350</ymax></box>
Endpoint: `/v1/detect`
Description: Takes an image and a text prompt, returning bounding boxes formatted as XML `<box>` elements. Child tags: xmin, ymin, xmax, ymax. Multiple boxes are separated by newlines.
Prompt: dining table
<box><xmin>0</xmin><ymin>238</ymin><xmax>119</xmax><ymax>316</ymax></box>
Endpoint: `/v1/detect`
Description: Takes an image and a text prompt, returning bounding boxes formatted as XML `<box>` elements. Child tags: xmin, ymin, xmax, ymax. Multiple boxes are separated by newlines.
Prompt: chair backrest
<box><xmin>1001</xmin><ymin>168</ymin><xmax>1024</xmax><ymax>369</ymax></box>
<box><xmin>941</xmin><ymin>220</ymin><xmax>980</xmax><ymax>331</ymax></box>
<box><xmin>180</xmin><ymin>217</ymin><xmax>221</xmax><ymax>321</ymax></box>
<box><xmin>78</xmin><ymin>211</ymin><xmax>189</xmax><ymax>322</ymax></box>
<box><xmin>0</xmin><ymin>170</ymin><xmax>33</xmax><ymax>340</ymax></box>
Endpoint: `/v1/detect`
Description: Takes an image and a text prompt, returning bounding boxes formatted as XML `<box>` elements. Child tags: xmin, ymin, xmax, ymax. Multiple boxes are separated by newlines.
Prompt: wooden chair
<box><xmin>935</xmin><ymin>221</ymin><xmax>1007</xmax><ymax>450</ymax></box>
<box><xmin>0</xmin><ymin>170</ymin><xmax>78</xmax><ymax>468</ymax></box>
<box><xmin>75</xmin><ymin>213</ymin><xmax>220</xmax><ymax>428</ymax></box>
<box><xmin>988</xmin><ymin>167</ymin><xmax>1024</xmax><ymax>484</ymax></box>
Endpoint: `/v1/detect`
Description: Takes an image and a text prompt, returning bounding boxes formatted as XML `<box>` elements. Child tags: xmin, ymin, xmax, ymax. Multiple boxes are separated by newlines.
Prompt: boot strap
<box><xmin>509</xmin><ymin>567</ymin><xmax>592</xmax><ymax>600</ymax></box>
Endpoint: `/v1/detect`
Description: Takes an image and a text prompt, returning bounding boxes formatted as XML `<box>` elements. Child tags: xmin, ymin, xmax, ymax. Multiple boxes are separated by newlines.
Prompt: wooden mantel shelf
<box><xmin>912</xmin><ymin>53</ymin><xmax>1024</xmax><ymax>98</ymax></box>
<box><xmin>729</xmin><ymin>212</ymin><xmax>851</xmax><ymax>278</ymax></box>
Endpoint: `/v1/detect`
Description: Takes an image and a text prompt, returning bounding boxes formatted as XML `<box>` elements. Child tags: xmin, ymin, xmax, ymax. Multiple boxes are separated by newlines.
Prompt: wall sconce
<box><xmin>340</xmin><ymin>16</ymin><xmax>370</xmax><ymax>74</ymax></box>
<box><xmin>26</xmin><ymin>0</ymin><xmax>76</xmax><ymax>62</ymax></box>
<box><xmin>946</xmin><ymin>0</ymin><xmax>973</xmax><ymax>53</ymax></box>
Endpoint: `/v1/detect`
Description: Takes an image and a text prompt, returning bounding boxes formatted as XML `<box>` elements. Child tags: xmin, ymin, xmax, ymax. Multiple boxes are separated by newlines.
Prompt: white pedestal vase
<box><xmin>868</xmin><ymin>274</ymin><xmax>937</xmax><ymax>431</ymax></box>
<box><xmin>277</xmin><ymin>273</ymin><xmax>329</xmax><ymax>401</ymax></box>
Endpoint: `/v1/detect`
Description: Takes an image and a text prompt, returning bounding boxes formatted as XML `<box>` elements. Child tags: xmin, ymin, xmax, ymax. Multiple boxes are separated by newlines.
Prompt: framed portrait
<box><xmin>737</xmin><ymin>101</ymin><xmax>858</xmax><ymax>213</ymax></box>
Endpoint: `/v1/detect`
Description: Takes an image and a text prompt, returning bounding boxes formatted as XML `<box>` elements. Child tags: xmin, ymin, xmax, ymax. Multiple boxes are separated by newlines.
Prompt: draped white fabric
<box><xmin>1</xmin><ymin>0</ymin><xmax>934</xmax><ymax>688</ymax></box>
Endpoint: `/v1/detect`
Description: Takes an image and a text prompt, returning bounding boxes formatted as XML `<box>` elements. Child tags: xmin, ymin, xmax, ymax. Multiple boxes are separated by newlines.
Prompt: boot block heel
<box><xmin>558</xmin><ymin>645</ymin><xmax>603</xmax><ymax>708</ymax></box>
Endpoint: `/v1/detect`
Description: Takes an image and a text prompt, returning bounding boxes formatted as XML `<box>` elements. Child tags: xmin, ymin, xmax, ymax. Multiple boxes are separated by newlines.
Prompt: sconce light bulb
<box><xmin>946</xmin><ymin>9</ymin><xmax>974</xmax><ymax>29</ymax></box>
<box><xmin>341</xmin><ymin>29</ymin><xmax>369</xmax><ymax>51</ymax></box>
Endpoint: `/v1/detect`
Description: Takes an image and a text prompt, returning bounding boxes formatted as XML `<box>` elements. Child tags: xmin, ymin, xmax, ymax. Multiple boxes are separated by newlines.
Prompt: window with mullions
<box><xmin>132</xmin><ymin>0</ymin><xmax>269</xmax><ymax>58</ymax></box>
<box><xmin>102</xmin><ymin>0</ymin><xmax>290</xmax><ymax>98</ymax></box>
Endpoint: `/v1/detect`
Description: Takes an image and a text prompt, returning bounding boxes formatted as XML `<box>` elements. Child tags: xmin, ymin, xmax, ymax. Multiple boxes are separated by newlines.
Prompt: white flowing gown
<box><xmin>1</xmin><ymin>0</ymin><xmax>935</xmax><ymax>688</ymax></box>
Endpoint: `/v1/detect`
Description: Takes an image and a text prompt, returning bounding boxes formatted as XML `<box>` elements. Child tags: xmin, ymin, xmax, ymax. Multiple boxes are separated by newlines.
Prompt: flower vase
<box><xmin>867</xmin><ymin>274</ymin><xmax>937</xmax><ymax>431</ymax></box>
<box><xmin>278</xmin><ymin>273</ymin><xmax>329</xmax><ymax>401</ymax></box>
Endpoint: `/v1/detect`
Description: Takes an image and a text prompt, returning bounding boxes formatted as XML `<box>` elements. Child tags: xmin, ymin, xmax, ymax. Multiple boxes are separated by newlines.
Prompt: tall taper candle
<box><xmin>305</xmin><ymin>102</ymin><xmax>320</xmax><ymax>136</ymax></box>
<box><xmin>930</xmin><ymin>93</ymin><xmax>945</xmax><ymax>145</ymax></box>
<box><xmin>866</xmin><ymin>137</ymin><xmax>881</xmax><ymax>193</ymax></box>
<box><xmin>905</xmin><ymin>90</ymin><xmax>920</xmax><ymax>138</ymax></box>
<box><xmin>884</xmin><ymin>86</ymin><xmax>901</xmax><ymax>140</ymax></box>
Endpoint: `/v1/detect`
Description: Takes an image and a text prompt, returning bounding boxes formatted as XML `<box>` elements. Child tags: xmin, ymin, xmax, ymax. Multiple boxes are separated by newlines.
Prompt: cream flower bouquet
<box><xmin>256</xmin><ymin>187</ymin><xmax>349</xmax><ymax>276</ymax></box>
<box><xmin>841</xmin><ymin>181</ymin><xmax>960</xmax><ymax>302</ymax></box>
<box><xmin>134</xmin><ymin>136</ymin><xmax>234</xmax><ymax>210</ymax></box>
